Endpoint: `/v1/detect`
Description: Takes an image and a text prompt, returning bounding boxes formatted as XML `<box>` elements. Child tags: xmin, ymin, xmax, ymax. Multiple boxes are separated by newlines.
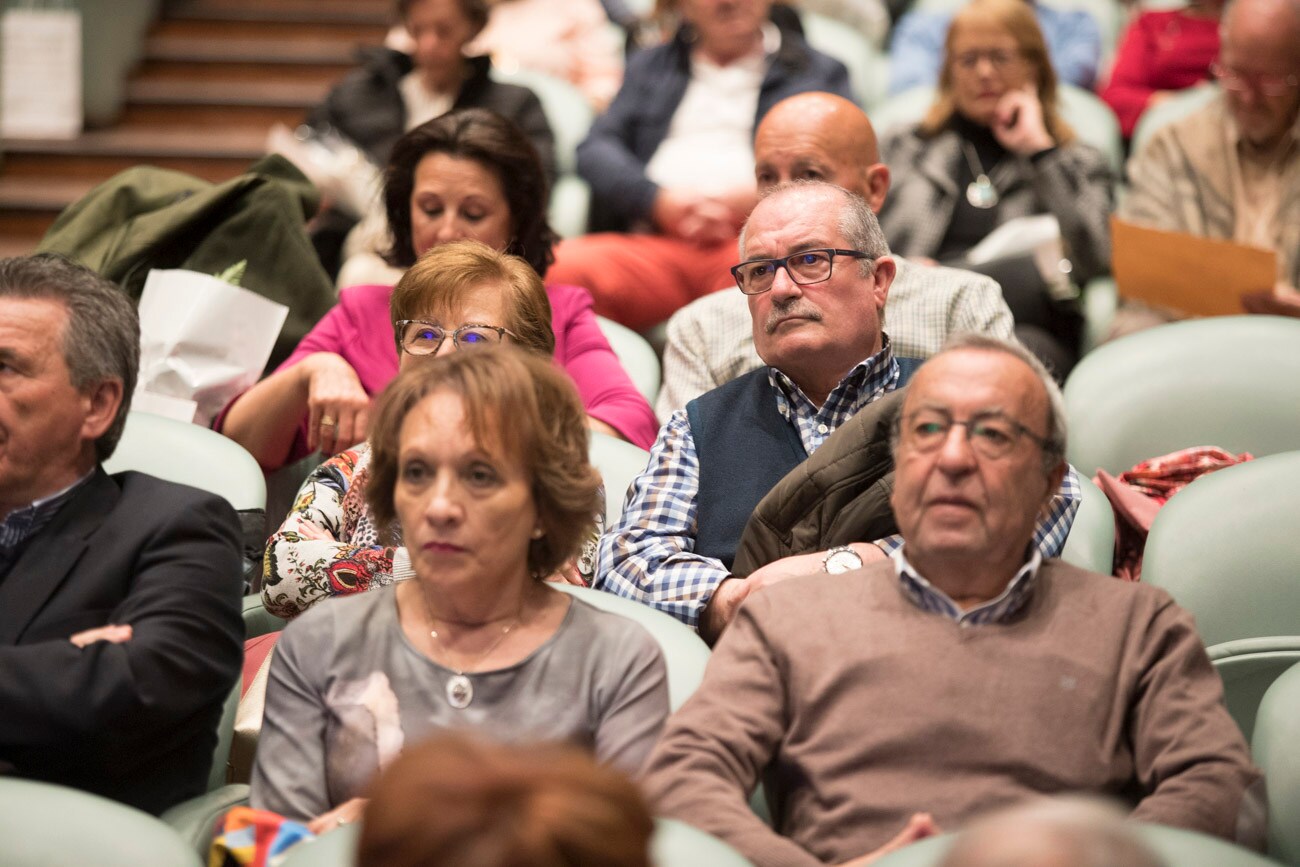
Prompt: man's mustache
<box><xmin>765</xmin><ymin>302</ymin><xmax>823</xmax><ymax>334</ymax></box>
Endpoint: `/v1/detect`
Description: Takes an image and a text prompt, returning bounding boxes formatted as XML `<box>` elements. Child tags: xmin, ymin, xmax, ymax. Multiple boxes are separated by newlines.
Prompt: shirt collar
<box><xmin>768</xmin><ymin>334</ymin><xmax>899</xmax><ymax>417</ymax></box>
<box><xmin>891</xmin><ymin>544</ymin><xmax>1043</xmax><ymax>626</ymax></box>
<box><xmin>0</xmin><ymin>470</ymin><xmax>95</xmax><ymax>551</ymax></box>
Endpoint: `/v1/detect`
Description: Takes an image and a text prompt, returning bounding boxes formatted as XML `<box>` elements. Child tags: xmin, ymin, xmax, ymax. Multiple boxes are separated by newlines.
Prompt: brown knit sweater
<box><xmin>642</xmin><ymin>559</ymin><xmax>1263</xmax><ymax>867</ymax></box>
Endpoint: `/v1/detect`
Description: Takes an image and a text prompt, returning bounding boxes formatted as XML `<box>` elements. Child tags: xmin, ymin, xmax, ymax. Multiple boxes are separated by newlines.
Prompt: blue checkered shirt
<box><xmin>0</xmin><ymin>473</ymin><xmax>93</xmax><ymax>577</ymax></box>
<box><xmin>595</xmin><ymin>338</ymin><xmax>1081</xmax><ymax>631</ymax></box>
<box><xmin>892</xmin><ymin>545</ymin><xmax>1042</xmax><ymax>624</ymax></box>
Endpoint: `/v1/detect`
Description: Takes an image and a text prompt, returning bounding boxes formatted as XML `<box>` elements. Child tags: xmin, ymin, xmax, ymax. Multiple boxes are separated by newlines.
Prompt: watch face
<box><xmin>825</xmin><ymin>549</ymin><xmax>863</xmax><ymax>575</ymax></box>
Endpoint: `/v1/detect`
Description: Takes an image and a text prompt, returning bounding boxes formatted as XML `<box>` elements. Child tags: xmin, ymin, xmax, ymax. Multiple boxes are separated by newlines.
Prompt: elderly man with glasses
<box><xmin>1123</xmin><ymin>0</ymin><xmax>1300</xmax><ymax>316</ymax></box>
<box><xmin>640</xmin><ymin>333</ymin><xmax>1265</xmax><ymax>867</ymax></box>
<box><xmin>595</xmin><ymin>181</ymin><xmax>1078</xmax><ymax>641</ymax></box>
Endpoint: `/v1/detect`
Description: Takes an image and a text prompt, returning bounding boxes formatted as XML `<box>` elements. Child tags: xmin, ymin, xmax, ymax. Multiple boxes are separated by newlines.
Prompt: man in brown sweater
<box><xmin>642</xmin><ymin>334</ymin><xmax>1265</xmax><ymax>867</ymax></box>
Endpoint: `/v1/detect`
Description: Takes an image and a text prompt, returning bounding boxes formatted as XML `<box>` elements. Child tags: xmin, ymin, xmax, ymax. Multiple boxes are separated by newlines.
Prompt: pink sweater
<box><xmin>1100</xmin><ymin>10</ymin><xmax>1220</xmax><ymax>138</ymax></box>
<box><xmin>266</xmin><ymin>282</ymin><xmax>658</xmax><ymax>461</ymax></box>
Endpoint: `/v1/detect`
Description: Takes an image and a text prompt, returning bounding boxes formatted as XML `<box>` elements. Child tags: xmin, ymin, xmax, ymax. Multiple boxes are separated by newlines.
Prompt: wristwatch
<box><xmin>822</xmin><ymin>545</ymin><xmax>863</xmax><ymax>575</ymax></box>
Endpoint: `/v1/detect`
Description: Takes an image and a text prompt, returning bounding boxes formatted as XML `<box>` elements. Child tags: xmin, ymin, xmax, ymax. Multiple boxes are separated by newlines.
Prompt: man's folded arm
<box><xmin>642</xmin><ymin>593</ymin><xmax>823</xmax><ymax>867</ymax></box>
<box><xmin>0</xmin><ymin>492</ymin><xmax>244</xmax><ymax>746</ymax></box>
<box><xmin>1129</xmin><ymin>597</ymin><xmax>1267</xmax><ymax>849</ymax></box>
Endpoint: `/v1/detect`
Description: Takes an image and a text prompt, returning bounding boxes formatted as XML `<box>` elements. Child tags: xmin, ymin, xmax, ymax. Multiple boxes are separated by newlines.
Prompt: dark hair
<box><xmin>390</xmin><ymin>240</ymin><xmax>555</xmax><ymax>358</ymax></box>
<box><xmin>359</xmin><ymin>732</ymin><xmax>654</xmax><ymax>867</ymax></box>
<box><xmin>0</xmin><ymin>253</ymin><xmax>138</xmax><ymax>462</ymax></box>
<box><xmin>366</xmin><ymin>347</ymin><xmax>601</xmax><ymax>578</ymax></box>
<box><xmin>396</xmin><ymin>0</ymin><xmax>489</xmax><ymax>34</ymax></box>
<box><xmin>383</xmin><ymin>109</ymin><xmax>557</xmax><ymax>278</ymax></box>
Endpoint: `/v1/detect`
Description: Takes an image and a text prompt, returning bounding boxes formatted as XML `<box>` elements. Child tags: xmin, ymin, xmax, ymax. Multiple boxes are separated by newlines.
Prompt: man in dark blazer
<box><xmin>0</xmin><ymin>254</ymin><xmax>244</xmax><ymax>815</ymax></box>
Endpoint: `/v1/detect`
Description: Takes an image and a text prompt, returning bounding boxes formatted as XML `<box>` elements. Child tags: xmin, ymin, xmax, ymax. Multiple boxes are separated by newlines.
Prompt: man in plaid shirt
<box><xmin>595</xmin><ymin>180</ymin><xmax>1079</xmax><ymax>640</ymax></box>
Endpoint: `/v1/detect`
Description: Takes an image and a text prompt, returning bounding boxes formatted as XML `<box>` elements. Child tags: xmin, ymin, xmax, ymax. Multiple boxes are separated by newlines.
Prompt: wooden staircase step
<box><xmin>0</xmin><ymin>176</ymin><xmax>97</xmax><ymax>212</ymax></box>
<box><xmin>3</xmin><ymin>127</ymin><xmax>267</xmax><ymax>181</ymax></box>
<box><xmin>119</xmin><ymin>103</ymin><xmax>309</xmax><ymax>130</ymax></box>
<box><xmin>145</xmin><ymin>33</ymin><xmax>366</xmax><ymax>65</ymax></box>
<box><xmin>150</xmin><ymin>17</ymin><xmax>388</xmax><ymax>42</ymax></box>
<box><xmin>135</xmin><ymin>58</ymin><xmax>349</xmax><ymax>83</ymax></box>
<box><xmin>166</xmin><ymin>0</ymin><xmax>393</xmax><ymax>26</ymax></box>
<box><xmin>127</xmin><ymin>77</ymin><xmax>329</xmax><ymax>108</ymax></box>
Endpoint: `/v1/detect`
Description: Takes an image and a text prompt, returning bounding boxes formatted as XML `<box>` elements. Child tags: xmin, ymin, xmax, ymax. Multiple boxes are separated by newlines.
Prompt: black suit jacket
<box><xmin>0</xmin><ymin>469</ymin><xmax>244</xmax><ymax>814</ymax></box>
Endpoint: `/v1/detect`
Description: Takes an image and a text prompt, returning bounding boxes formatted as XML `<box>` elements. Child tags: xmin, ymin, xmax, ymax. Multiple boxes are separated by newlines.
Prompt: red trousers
<box><xmin>548</xmin><ymin>233</ymin><xmax>739</xmax><ymax>331</ymax></box>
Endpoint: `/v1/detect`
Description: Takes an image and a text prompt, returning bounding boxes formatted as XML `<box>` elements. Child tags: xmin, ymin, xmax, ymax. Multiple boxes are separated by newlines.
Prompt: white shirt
<box><xmin>644</xmin><ymin>26</ymin><xmax>780</xmax><ymax>194</ymax></box>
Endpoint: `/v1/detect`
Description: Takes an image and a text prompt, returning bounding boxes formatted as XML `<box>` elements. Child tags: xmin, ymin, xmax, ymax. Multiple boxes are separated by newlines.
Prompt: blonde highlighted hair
<box><xmin>919</xmin><ymin>0</ymin><xmax>1076</xmax><ymax>145</ymax></box>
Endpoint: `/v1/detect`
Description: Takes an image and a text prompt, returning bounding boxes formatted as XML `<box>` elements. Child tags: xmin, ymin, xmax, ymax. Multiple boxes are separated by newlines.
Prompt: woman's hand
<box><xmin>304</xmin><ymin>353</ymin><xmax>371</xmax><ymax>456</ymax></box>
<box><xmin>545</xmin><ymin>559</ymin><xmax>588</xmax><ymax>586</ymax></box>
<box><xmin>308</xmin><ymin>797</ymin><xmax>368</xmax><ymax>835</ymax></box>
<box><xmin>834</xmin><ymin>813</ymin><xmax>942</xmax><ymax>866</ymax></box>
<box><xmin>992</xmin><ymin>86</ymin><xmax>1055</xmax><ymax>156</ymax></box>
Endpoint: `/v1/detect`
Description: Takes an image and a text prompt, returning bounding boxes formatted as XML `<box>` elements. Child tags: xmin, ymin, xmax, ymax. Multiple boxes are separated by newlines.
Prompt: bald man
<box><xmin>1123</xmin><ymin>0</ymin><xmax>1300</xmax><ymax>316</ymax></box>
<box><xmin>655</xmin><ymin>92</ymin><xmax>1015</xmax><ymax>419</ymax></box>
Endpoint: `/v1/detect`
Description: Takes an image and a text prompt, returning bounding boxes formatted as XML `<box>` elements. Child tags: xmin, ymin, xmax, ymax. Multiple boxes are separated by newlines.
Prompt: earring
<box><xmin>531</xmin><ymin>526</ymin><xmax>544</xmax><ymax>539</ymax></box>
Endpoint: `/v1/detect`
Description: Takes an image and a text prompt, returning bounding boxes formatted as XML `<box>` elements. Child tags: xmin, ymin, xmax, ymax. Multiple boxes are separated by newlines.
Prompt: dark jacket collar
<box><xmin>0</xmin><ymin>467</ymin><xmax>118</xmax><ymax>644</ymax></box>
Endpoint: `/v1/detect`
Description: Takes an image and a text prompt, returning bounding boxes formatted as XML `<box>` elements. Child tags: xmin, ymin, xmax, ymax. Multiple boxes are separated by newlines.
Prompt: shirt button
<box><xmin>816</xmin><ymin>423</ymin><xmax>829</xmax><ymax>434</ymax></box>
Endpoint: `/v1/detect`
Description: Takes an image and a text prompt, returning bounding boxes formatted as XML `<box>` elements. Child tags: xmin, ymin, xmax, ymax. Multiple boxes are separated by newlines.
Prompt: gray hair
<box><xmin>895</xmin><ymin>333</ymin><xmax>1068</xmax><ymax>474</ymax></box>
<box><xmin>939</xmin><ymin>797</ymin><xmax>1165</xmax><ymax>867</ymax></box>
<box><xmin>739</xmin><ymin>180</ymin><xmax>891</xmax><ymax>278</ymax></box>
<box><xmin>0</xmin><ymin>254</ymin><xmax>139</xmax><ymax>462</ymax></box>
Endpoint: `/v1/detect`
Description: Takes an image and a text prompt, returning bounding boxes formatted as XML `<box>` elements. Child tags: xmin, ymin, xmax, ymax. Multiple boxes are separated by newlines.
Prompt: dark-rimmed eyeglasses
<box><xmin>953</xmin><ymin>48</ymin><xmax>1025</xmax><ymax>72</ymax></box>
<box><xmin>899</xmin><ymin>409</ymin><xmax>1051</xmax><ymax>460</ymax></box>
<box><xmin>1211</xmin><ymin>61</ymin><xmax>1299</xmax><ymax>97</ymax></box>
<box><xmin>395</xmin><ymin>320</ymin><xmax>518</xmax><ymax>356</ymax></box>
<box><xmin>730</xmin><ymin>248</ymin><xmax>872</xmax><ymax>295</ymax></box>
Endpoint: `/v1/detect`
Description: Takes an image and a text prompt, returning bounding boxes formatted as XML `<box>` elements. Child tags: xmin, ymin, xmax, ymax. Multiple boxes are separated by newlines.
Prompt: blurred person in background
<box><xmin>1121</xmin><ymin>0</ymin><xmax>1300</xmax><ymax>321</ymax></box>
<box><xmin>548</xmin><ymin>0</ymin><xmax>854</xmax><ymax>331</ymax></box>
<box><xmin>878</xmin><ymin>0</ymin><xmax>1113</xmax><ymax>374</ymax></box>
<box><xmin>1100</xmin><ymin>0</ymin><xmax>1222</xmax><ymax>140</ymax></box>
<box><xmin>890</xmin><ymin>0</ymin><xmax>1100</xmax><ymax>94</ymax></box>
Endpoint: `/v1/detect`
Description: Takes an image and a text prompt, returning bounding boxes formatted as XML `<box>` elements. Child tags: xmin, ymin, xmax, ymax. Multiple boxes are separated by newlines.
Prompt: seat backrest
<box><xmin>1252</xmin><ymin>660</ymin><xmax>1300</xmax><ymax>864</ymax></box>
<box><xmin>1211</xmin><ymin>642</ymin><xmax>1300</xmax><ymax>742</ymax></box>
<box><xmin>0</xmin><ymin>778</ymin><xmax>203</xmax><ymax>867</ymax></box>
<box><xmin>1063</xmin><ymin>316</ymin><xmax>1300</xmax><ymax>477</ymax></box>
<box><xmin>103</xmin><ymin>411</ymin><xmax>266</xmax><ymax>510</ymax></box>
<box><xmin>1131</xmin><ymin>83</ymin><xmax>1220</xmax><ymax>154</ymax></box>
<box><xmin>800</xmin><ymin>11</ymin><xmax>890</xmax><ymax>111</ymax></box>
<box><xmin>871</xmin><ymin>822</ymin><xmax>1278</xmax><ymax>867</ymax></box>
<box><xmin>650</xmin><ymin>818</ymin><xmax>755</xmax><ymax>866</ymax></box>
<box><xmin>596</xmin><ymin>315</ymin><xmax>662</xmax><ymax>404</ymax></box>
<box><xmin>589</xmin><ymin>430</ymin><xmax>651</xmax><ymax>528</ymax></box>
<box><xmin>489</xmin><ymin>67</ymin><xmax>592</xmax><ymax>176</ymax></box>
<box><xmin>1142</xmin><ymin>452</ymin><xmax>1300</xmax><ymax>647</ymax></box>
<box><xmin>1057</xmin><ymin>471</ymin><xmax>1115</xmax><ymax>575</ymax></box>
<box><xmin>555</xmin><ymin>584</ymin><xmax>711</xmax><ymax>711</ymax></box>
<box><xmin>1057</xmin><ymin>84</ymin><xmax>1123</xmax><ymax>176</ymax></box>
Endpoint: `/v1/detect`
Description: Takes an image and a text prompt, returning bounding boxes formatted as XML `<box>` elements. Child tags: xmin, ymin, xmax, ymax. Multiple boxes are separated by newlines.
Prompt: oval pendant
<box><xmin>966</xmin><ymin>175</ymin><xmax>999</xmax><ymax>209</ymax></box>
<box><xmin>446</xmin><ymin>674</ymin><xmax>473</xmax><ymax>709</ymax></box>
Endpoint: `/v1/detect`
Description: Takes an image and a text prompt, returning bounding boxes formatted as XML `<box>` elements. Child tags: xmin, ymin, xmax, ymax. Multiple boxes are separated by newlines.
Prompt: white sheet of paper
<box><xmin>963</xmin><ymin>214</ymin><xmax>1062</xmax><ymax>266</ymax></box>
<box><xmin>137</xmin><ymin>269</ymin><xmax>289</xmax><ymax>426</ymax></box>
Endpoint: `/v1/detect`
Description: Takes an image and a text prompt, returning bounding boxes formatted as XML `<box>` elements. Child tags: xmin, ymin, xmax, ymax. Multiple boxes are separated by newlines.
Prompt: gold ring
<box><xmin>320</xmin><ymin>416</ymin><xmax>337</xmax><ymax>427</ymax></box>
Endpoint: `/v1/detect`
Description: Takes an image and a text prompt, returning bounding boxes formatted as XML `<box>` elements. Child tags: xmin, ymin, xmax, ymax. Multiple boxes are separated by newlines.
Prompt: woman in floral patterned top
<box><xmin>262</xmin><ymin>240</ymin><xmax>599</xmax><ymax>619</ymax></box>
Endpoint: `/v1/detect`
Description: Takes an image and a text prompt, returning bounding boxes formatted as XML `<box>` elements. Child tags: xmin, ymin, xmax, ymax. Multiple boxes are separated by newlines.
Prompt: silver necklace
<box><xmin>960</xmin><ymin>139</ymin><xmax>1000</xmax><ymax>209</ymax></box>
<box><xmin>418</xmin><ymin>590</ymin><xmax>520</xmax><ymax>710</ymax></box>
